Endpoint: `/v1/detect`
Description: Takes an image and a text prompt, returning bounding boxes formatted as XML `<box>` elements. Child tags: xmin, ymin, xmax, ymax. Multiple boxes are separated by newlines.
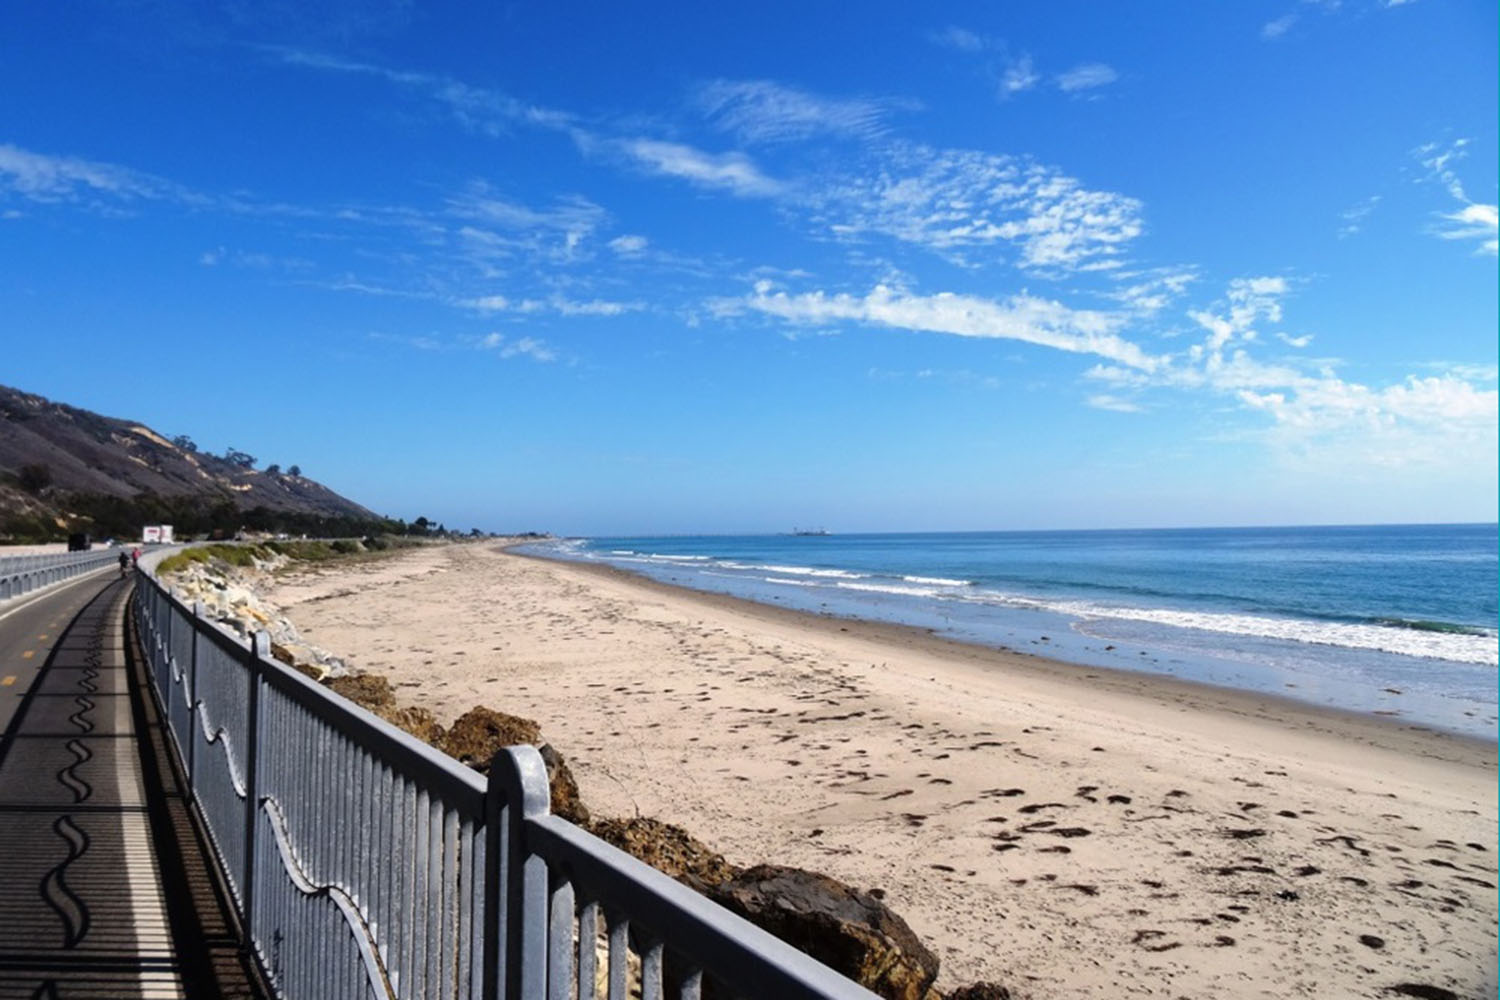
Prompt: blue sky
<box><xmin>2</xmin><ymin>1</ymin><xmax>1495</xmax><ymax>535</ymax></box>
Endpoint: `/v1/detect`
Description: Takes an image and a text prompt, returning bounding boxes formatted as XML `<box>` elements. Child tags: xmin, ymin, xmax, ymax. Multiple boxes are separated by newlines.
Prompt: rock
<box><xmin>385</xmin><ymin>705</ymin><xmax>445</xmax><ymax>745</ymax></box>
<box><xmin>947</xmin><ymin>984</ymin><xmax>1012</xmax><ymax>1000</ymax></box>
<box><xmin>290</xmin><ymin>662</ymin><xmax>326</xmax><ymax>682</ymax></box>
<box><xmin>322</xmin><ymin>672</ymin><xmax>444</xmax><ymax>743</ymax></box>
<box><xmin>325</xmin><ymin>672</ymin><xmax>397</xmax><ymax>712</ymax></box>
<box><xmin>539</xmin><ymin>742</ymin><xmax>590</xmax><ymax>825</ymax></box>
<box><xmin>587</xmin><ymin>816</ymin><xmax>739</xmax><ymax>888</ymax></box>
<box><xmin>440</xmin><ymin>706</ymin><xmax>542</xmax><ymax>764</ymax></box>
<box><xmin>706</xmin><ymin>865</ymin><xmax>939</xmax><ymax>1000</ymax></box>
<box><xmin>439</xmin><ymin>708</ymin><xmax>590</xmax><ymax>823</ymax></box>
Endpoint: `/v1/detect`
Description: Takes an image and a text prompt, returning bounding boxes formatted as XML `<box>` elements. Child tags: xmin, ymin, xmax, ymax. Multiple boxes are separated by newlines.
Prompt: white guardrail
<box><xmin>0</xmin><ymin>548</ymin><xmax>120</xmax><ymax>600</ymax></box>
<box><xmin>132</xmin><ymin>567</ymin><xmax>880</xmax><ymax>1000</ymax></box>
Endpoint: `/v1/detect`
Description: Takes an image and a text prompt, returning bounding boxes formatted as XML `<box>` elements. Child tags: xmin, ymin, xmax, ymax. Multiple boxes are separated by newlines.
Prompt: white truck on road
<box><xmin>141</xmin><ymin>524</ymin><xmax>175</xmax><ymax>544</ymax></box>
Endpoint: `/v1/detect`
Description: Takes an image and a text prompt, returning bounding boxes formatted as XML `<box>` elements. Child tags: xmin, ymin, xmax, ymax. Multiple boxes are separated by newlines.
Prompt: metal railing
<box><xmin>0</xmin><ymin>548</ymin><xmax>120</xmax><ymax>600</ymax></box>
<box><xmin>132</xmin><ymin>569</ymin><xmax>879</xmax><ymax>1000</ymax></box>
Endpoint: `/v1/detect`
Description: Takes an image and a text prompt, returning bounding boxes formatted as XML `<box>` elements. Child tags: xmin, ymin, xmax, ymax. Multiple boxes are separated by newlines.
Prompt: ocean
<box><xmin>521</xmin><ymin>524</ymin><xmax>1499</xmax><ymax>740</ymax></box>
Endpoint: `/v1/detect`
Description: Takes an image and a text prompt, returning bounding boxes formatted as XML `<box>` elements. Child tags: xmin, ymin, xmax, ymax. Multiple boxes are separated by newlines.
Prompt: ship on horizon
<box><xmin>790</xmin><ymin>527</ymin><xmax>830</xmax><ymax>536</ymax></box>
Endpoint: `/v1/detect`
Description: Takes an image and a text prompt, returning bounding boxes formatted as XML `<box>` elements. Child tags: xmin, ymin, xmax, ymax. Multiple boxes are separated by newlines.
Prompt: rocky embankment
<box><xmin>160</xmin><ymin>548</ymin><xmax>353</xmax><ymax>680</ymax></box>
<box><xmin>159</xmin><ymin>549</ymin><xmax>1012</xmax><ymax>1000</ymax></box>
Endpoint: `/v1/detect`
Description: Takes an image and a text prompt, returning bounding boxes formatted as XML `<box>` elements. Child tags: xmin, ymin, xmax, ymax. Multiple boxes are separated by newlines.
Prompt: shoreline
<box><xmin>510</xmin><ymin>544</ymin><xmax>1497</xmax><ymax>759</ymax></box>
<box><xmin>263</xmin><ymin>541</ymin><xmax>1498</xmax><ymax>998</ymax></box>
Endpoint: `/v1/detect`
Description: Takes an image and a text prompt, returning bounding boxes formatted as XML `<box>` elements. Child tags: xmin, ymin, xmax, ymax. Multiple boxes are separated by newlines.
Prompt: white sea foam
<box><xmin>765</xmin><ymin>576</ymin><xmax>819</xmax><ymax>587</ymax></box>
<box><xmin>1047</xmin><ymin>599</ymin><xmax>1497</xmax><ymax>666</ymax></box>
<box><xmin>903</xmin><ymin>575</ymin><xmax>971</xmax><ymax>587</ymax></box>
<box><xmin>759</xmin><ymin>564</ymin><xmax>867</xmax><ymax>579</ymax></box>
<box><xmin>835</xmin><ymin>581</ymin><xmax>941</xmax><ymax>598</ymax></box>
<box><xmin>646</xmin><ymin>554</ymin><xmax>711</xmax><ymax>562</ymax></box>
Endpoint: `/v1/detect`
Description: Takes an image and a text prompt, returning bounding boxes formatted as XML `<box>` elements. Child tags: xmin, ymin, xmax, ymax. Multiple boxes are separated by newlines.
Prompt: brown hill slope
<box><xmin>0</xmin><ymin>383</ymin><xmax>380</xmax><ymax>538</ymax></box>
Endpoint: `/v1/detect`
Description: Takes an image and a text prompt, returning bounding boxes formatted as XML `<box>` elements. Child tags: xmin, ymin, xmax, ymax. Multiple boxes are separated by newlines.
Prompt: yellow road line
<box><xmin>21</xmin><ymin>650</ymin><xmax>34</xmax><ymax>659</ymax></box>
<box><xmin>1</xmin><ymin>677</ymin><xmax>14</xmax><ymax>687</ymax></box>
<box><xmin>37</xmin><ymin>634</ymin><xmax>47</xmax><ymax>641</ymax></box>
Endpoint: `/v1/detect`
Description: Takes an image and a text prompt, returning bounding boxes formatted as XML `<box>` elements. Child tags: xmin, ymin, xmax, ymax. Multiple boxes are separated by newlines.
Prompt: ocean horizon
<box><xmin>523</xmin><ymin>522</ymin><xmax>1499</xmax><ymax>740</ymax></box>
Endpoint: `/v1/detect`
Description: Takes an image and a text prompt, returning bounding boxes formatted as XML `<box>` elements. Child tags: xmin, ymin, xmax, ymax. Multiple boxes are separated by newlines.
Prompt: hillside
<box><xmin>0</xmin><ymin>383</ymin><xmax>385</xmax><ymax>540</ymax></box>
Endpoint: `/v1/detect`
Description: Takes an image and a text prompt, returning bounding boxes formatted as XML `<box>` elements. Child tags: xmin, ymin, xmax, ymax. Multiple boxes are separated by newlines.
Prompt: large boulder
<box><xmin>707</xmin><ymin>865</ymin><xmax>939</xmax><ymax>1000</ymax></box>
<box><xmin>440</xmin><ymin>707</ymin><xmax>590</xmax><ymax>824</ymax></box>
<box><xmin>440</xmin><ymin>706</ymin><xmax>543</xmax><ymax>763</ymax></box>
<box><xmin>587</xmin><ymin>815</ymin><xmax>739</xmax><ymax>887</ymax></box>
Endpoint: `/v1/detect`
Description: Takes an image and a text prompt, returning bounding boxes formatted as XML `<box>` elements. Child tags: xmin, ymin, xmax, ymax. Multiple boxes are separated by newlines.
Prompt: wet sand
<box><xmin>262</xmin><ymin>542</ymin><xmax>1498</xmax><ymax>999</ymax></box>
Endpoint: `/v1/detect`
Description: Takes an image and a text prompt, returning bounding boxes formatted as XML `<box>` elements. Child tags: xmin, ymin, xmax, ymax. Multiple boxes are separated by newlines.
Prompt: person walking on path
<box><xmin>131</xmin><ymin>547</ymin><xmax>141</xmax><ymax>570</ymax></box>
<box><xmin>119</xmin><ymin>551</ymin><xmax>130</xmax><ymax>578</ymax></box>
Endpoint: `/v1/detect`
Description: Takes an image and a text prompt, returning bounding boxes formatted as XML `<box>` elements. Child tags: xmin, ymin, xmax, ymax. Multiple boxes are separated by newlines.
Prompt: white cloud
<box><xmin>0</xmin><ymin>144</ymin><xmax>173</xmax><ymax>203</ymax></box>
<box><xmin>1001</xmin><ymin>55</ymin><xmax>1039</xmax><ymax>97</ymax></box>
<box><xmin>1338</xmin><ymin>194</ymin><xmax>1380</xmax><ymax>238</ymax></box>
<box><xmin>730</xmin><ymin>281</ymin><xmax>1161</xmax><ymax>370</ymax></box>
<box><xmin>696</xmin><ymin>79</ymin><xmax>910</xmax><ymax>144</ymax></box>
<box><xmin>608</xmin><ymin>234</ymin><xmax>648</xmax><ymax>256</ymax></box>
<box><xmin>1086</xmin><ymin>277</ymin><xmax>1498</xmax><ymax>467</ymax></box>
<box><xmin>1261</xmin><ymin>14</ymin><xmax>1298</xmax><ymax>39</ymax></box>
<box><xmin>1110</xmin><ymin>267</ymin><xmax>1198</xmax><ymax>314</ymax></box>
<box><xmin>1437</xmin><ymin>202</ymin><xmax>1498</xmax><ymax>255</ymax></box>
<box><xmin>1055</xmin><ymin>63</ymin><xmax>1118</xmax><ymax>93</ymax></box>
<box><xmin>448</xmin><ymin>188</ymin><xmax>604</xmax><ymax>241</ymax></box>
<box><xmin>479</xmin><ymin>333</ymin><xmax>558</xmax><ymax>361</ymax></box>
<box><xmin>270</xmin><ymin>47</ymin><xmax>577</xmax><ymax>138</ymax></box>
<box><xmin>929</xmin><ymin>25</ymin><xmax>986</xmax><ymax>51</ymax></box>
<box><xmin>622</xmin><ymin>139</ymin><xmax>783</xmax><ymax>197</ymax></box>
<box><xmin>1087</xmin><ymin>394</ymin><xmax>1143</xmax><ymax>413</ymax></box>
<box><xmin>462</xmin><ymin>294</ymin><xmax>640</xmax><ymax>317</ymax></box>
<box><xmin>809</xmin><ymin>144</ymin><xmax>1143</xmax><ymax>272</ymax></box>
<box><xmin>1415</xmin><ymin>139</ymin><xmax>1498</xmax><ymax>254</ymax></box>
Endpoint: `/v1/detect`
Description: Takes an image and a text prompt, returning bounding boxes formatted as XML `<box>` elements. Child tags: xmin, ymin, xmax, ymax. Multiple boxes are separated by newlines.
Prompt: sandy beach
<box><xmin>261</xmin><ymin>542</ymin><xmax>1498</xmax><ymax>999</ymax></box>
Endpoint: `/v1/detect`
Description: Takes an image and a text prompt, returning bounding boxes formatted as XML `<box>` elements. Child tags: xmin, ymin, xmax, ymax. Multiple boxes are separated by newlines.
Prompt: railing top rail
<box><xmin>525</xmin><ymin>814</ymin><xmax>882</xmax><ymax>1000</ymax></box>
<box><xmin>144</xmin><ymin>570</ymin><xmax>487</xmax><ymax>816</ymax></box>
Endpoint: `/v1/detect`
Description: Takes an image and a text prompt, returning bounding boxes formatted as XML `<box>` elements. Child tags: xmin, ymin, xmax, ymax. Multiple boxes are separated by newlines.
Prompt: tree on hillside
<box><xmin>265</xmin><ymin>464</ymin><xmax>281</xmax><ymax>476</ymax></box>
<box><xmin>223</xmin><ymin>447</ymin><xmax>257</xmax><ymax>469</ymax></box>
<box><xmin>288</xmin><ymin>464</ymin><xmax>301</xmax><ymax>477</ymax></box>
<box><xmin>171</xmin><ymin>435</ymin><xmax>198</xmax><ymax>453</ymax></box>
<box><xmin>18</xmin><ymin>463</ymin><xmax>52</xmax><ymax>494</ymax></box>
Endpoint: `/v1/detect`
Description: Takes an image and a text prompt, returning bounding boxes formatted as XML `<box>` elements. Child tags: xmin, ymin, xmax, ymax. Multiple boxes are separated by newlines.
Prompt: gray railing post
<box><xmin>242</xmin><ymin>631</ymin><xmax>269</xmax><ymax>933</ymax></box>
<box><xmin>188</xmin><ymin>600</ymin><xmax>204</xmax><ymax>784</ymax></box>
<box><xmin>484</xmin><ymin>745</ymin><xmax>551</xmax><ymax>1000</ymax></box>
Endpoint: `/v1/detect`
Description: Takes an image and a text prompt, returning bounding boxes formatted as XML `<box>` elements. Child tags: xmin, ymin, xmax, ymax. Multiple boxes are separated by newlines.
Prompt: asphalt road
<box><xmin>0</xmin><ymin>567</ymin><xmax>120</xmax><ymax>733</ymax></box>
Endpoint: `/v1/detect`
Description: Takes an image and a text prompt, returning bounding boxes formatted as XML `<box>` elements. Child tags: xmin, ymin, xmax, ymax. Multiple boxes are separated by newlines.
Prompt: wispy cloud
<box><xmin>695</xmin><ymin>79</ymin><xmax>912</xmax><ymax>144</ymax></box>
<box><xmin>0</xmin><ymin>144</ymin><xmax>180</xmax><ymax>204</ymax></box>
<box><xmin>1414</xmin><ymin>139</ymin><xmax>1498</xmax><ymax>255</ymax></box>
<box><xmin>1087</xmin><ymin>277</ymin><xmax>1498</xmax><ymax>465</ymax></box>
<box><xmin>1055</xmin><ymin>63</ymin><xmax>1118</xmax><ymax>94</ymax></box>
<box><xmin>1109</xmin><ymin>267</ymin><xmax>1198</xmax><ymax>314</ymax></box>
<box><xmin>1000</xmin><ymin>55</ymin><xmax>1040</xmax><ymax>98</ymax></box>
<box><xmin>479</xmin><ymin>333</ymin><xmax>558</xmax><ymax>361</ymax></box>
<box><xmin>462</xmin><ymin>293</ymin><xmax>641</xmax><ymax>317</ymax></box>
<box><xmin>727</xmin><ymin>280</ymin><xmax>1161</xmax><ymax>370</ymax></box>
<box><xmin>808</xmin><ymin>144</ymin><xmax>1144</xmax><ymax>272</ymax></box>
<box><xmin>1087</xmin><ymin>393</ymin><xmax>1143</xmax><ymax>413</ymax></box>
<box><xmin>620</xmin><ymin>138</ymin><xmax>783</xmax><ymax>197</ymax></box>
<box><xmin>608</xmin><ymin>234</ymin><xmax>648</xmax><ymax>256</ymax></box>
<box><xmin>1337</xmin><ymin>194</ymin><xmax>1380</xmax><ymax>238</ymax></box>
<box><xmin>928</xmin><ymin>25</ymin><xmax>987</xmax><ymax>52</ymax></box>
<box><xmin>1261</xmin><ymin>14</ymin><xmax>1298</xmax><ymax>39</ymax></box>
<box><xmin>269</xmin><ymin>47</ymin><xmax>577</xmax><ymax>137</ymax></box>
